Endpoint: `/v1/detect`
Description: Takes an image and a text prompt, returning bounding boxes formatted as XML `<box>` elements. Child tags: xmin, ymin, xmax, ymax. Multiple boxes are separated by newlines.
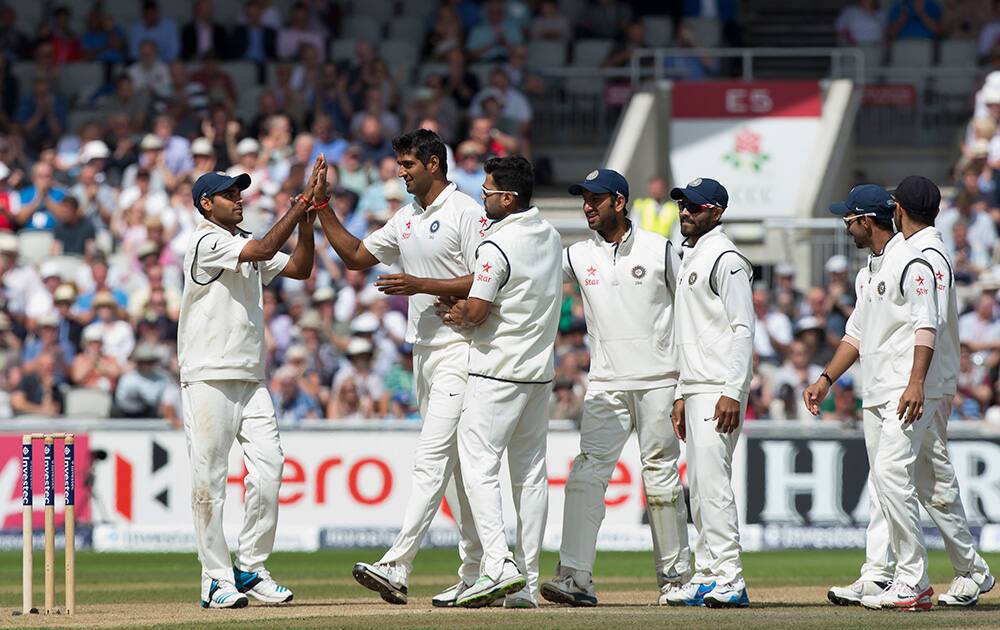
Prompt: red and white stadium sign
<box><xmin>669</xmin><ymin>80</ymin><xmax>824</xmax><ymax>219</ymax></box>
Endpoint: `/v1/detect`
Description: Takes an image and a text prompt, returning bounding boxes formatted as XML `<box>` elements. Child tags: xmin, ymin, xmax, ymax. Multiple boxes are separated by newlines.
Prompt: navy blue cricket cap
<box><xmin>829</xmin><ymin>184</ymin><xmax>896</xmax><ymax>219</ymax></box>
<box><xmin>568</xmin><ymin>168</ymin><xmax>629</xmax><ymax>200</ymax></box>
<box><xmin>192</xmin><ymin>172</ymin><xmax>251</xmax><ymax>210</ymax></box>
<box><xmin>670</xmin><ymin>177</ymin><xmax>728</xmax><ymax>209</ymax></box>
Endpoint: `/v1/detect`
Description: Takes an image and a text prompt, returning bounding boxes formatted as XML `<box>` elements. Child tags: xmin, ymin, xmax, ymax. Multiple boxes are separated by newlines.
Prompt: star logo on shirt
<box><xmin>916</xmin><ymin>275</ymin><xmax>925</xmax><ymax>285</ymax></box>
<box><xmin>479</xmin><ymin>216</ymin><xmax>488</xmax><ymax>227</ymax></box>
<box><xmin>935</xmin><ymin>271</ymin><xmax>944</xmax><ymax>282</ymax></box>
<box><xmin>482</xmin><ymin>262</ymin><xmax>492</xmax><ymax>273</ymax></box>
<box><xmin>586</xmin><ymin>266</ymin><xmax>597</xmax><ymax>276</ymax></box>
<box><xmin>405</xmin><ymin>221</ymin><xmax>411</xmax><ymax>231</ymax></box>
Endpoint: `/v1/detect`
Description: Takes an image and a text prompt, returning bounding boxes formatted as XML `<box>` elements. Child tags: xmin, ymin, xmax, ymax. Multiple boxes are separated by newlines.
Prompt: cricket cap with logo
<box><xmin>829</xmin><ymin>184</ymin><xmax>896</xmax><ymax>219</ymax></box>
<box><xmin>191</xmin><ymin>172</ymin><xmax>251</xmax><ymax>210</ymax></box>
<box><xmin>670</xmin><ymin>177</ymin><xmax>728</xmax><ymax>208</ymax></box>
<box><xmin>568</xmin><ymin>168</ymin><xmax>629</xmax><ymax>200</ymax></box>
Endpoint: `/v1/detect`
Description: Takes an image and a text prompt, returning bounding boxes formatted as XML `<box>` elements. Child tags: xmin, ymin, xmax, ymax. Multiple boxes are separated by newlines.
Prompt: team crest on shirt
<box><xmin>877</xmin><ymin>281</ymin><xmax>886</xmax><ymax>296</ymax></box>
<box><xmin>631</xmin><ymin>265</ymin><xmax>646</xmax><ymax>280</ymax></box>
<box><xmin>688</xmin><ymin>271</ymin><xmax>698</xmax><ymax>285</ymax></box>
<box><xmin>430</xmin><ymin>220</ymin><xmax>440</xmax><ymax>233</ymax></box>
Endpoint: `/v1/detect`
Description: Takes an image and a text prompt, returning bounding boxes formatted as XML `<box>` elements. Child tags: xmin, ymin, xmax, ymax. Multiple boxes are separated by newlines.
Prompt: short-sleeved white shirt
<box><xmin>178</xmin><ymin>219</ymin><xmax>290</xmax><ymax>382</ymax></box>
<box><xmin>363</xmin><ymin>182</ymin><xmax>485</xmax><ymax>347</ymax></box>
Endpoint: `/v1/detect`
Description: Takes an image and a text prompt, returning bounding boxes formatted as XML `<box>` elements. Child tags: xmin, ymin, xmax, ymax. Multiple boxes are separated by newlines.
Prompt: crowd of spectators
<box><xmin>0</xmin><ymin>0</ymin><xmax>718</xmax><ymax>424</ymax></box>
<box><xmin>1</xmin><ymin>0</ymin><xmax>999</xmax><ymax>426</ymax></box>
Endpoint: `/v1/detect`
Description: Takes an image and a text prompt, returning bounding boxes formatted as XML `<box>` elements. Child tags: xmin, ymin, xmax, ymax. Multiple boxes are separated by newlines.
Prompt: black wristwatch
<box><xmin>820</xmin><ymin>372</ymin><xmax>833</xmax><ymax>386</ymax></box>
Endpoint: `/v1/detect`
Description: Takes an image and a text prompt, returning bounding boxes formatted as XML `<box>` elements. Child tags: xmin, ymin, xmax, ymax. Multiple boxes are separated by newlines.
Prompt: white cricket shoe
<box><xmin>658</xmin><ymin>581</ymin><xmax>687</xmax><ymax>606</ymax></box>
<box><xmin>432</xmin><ymin>580</ymin><xmax>474</xmax><ymax>608</ymax></box>
<box><xmin>973</xmin><ymin>570</ymin><xmax>995</xmax><ymax>594</ymax></box>
<box><xmin>703</xmin><ymin>578</ymin><xmax>750</xmax><ymax>608</ymax></box>
<box><xmin>938</xmin><ymin>575</ymin><xmax>980</xmax><ymax>607</ymax></box>
<box><xmin>861</xmin><ymin>582</ymin><xmax>933</xmax><ymax>611</ymax></box>
<box><xmin>503</xmin><ymin>589</ymin><xmax>538</xmax><ymax>608</ymax></box>
<box><xmin>662</xmin><ymin>580</ymin><xmax>716</xmax><ymax>606</ymax></box>
<box><xmin>200</xmin><ymin>578</ymin><xmax>249</xmax><ymax>609</ymax></box>
<box><xmin>456</xmin><ymin>560</ymin><xmax>526</xmax><ymax>608</ymax></box>
<box><xmin>540</xmin><ymin>567</ymin><xmax>597</xmax><ymax>607</ymax></box>
<box><xmin>827</xmin><ymin>579</ymin><xmax>890</xmax><ymax>606</ymax></box>
<box><xmin>352</xmin><ymin>562</ymin><xmax>408</xmax><ymax>604</ymax></box>
<box><xmin>233</xmin><ymin>566</ymin><xmax>293</xmax><ymax>604</ymax></box>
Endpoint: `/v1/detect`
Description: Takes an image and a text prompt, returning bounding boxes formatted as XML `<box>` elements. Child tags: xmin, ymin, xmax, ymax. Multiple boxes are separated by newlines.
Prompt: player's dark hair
<box><xmin>392</xmin><ymin>129</ymin><xmax>448</xmax><ymax>176</ymax></box>
<box><xmin>903</xmin><ymin>206</ymin><xmax>938</xmax><ymax>227</ymax></box>
<box><xmin>872</xmin><ymin>216</ymin><xmax>894</xmax><ymax>232</ymax></box>
<box><xmin>484</xmin><ymin>155</ymin><xmax>533</xmax><ymax>209</ymax></box>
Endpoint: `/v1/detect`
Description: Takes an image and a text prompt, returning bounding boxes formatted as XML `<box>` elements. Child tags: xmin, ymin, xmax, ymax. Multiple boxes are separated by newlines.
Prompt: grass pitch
<box><xmin>1</xmin><ymin>549</ymin><xmax>997</xmax><ymax>629</ymax></box>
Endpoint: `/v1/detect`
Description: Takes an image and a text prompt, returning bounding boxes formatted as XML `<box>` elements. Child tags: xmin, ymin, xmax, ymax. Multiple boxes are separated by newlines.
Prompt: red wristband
<box><xmin>294</xmin><ymin>194</ymin><xmax>308</xmax><ymax>207</ymax></box>
<box><xmin>312</xmin><ymin>199</ymin><xmax>329</xmax><ymax>210</ymax></box>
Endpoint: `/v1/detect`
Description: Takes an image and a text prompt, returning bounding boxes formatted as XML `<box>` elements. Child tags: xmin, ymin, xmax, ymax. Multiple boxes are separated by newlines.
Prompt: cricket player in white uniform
<box><xmin>804</xmin><ymin>184</ymin><xmax>939</xmax><ymax>612</ymax></box>
<box><xmin>666</xmin><ymin>178</ymin><xmax>754</xmax><ymax>609</ymax></box>
<box><xmin>824</xmin><ymin>177</ymin><xmax>994</xmax><ymax>608</ymax></box>
<box><xmin>178</xmin><ymin>159</ymin><xmax>325</xmax><ymax>608</ymax></box>
<box><xmin>538</xmin><ymin>169</ymin><xmax>690</xmax><ymax>607</ymax></box>
<box><xmin>436</xmin><ymin>155</ymin><xmax>562</xmax><ymax>608</ymax></box>
<box><xmin>313</xmin><ymin>129</ymin><xmax>484</xmax><ymax>606</ymax></box>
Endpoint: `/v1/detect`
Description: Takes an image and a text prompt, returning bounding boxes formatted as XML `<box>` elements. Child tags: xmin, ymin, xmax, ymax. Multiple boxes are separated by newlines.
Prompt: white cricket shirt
<box><xmin>564</xmin><ymin>224</ymin><xmax>681</xmax><ymax>390</ymax></box>
<box><xmin>468</xmin><ymin>207</ymin><xmax>562</xmax><ymax>383</ymax></box>
<box><xmin>673</xmin><ymin>225</ymin><xmax>755</xmax><ymax>401</ymax></box>
<box><xmin>178</xmin><ymin>219</ymin><xmax>290</xmax><ymax>382</ymax></box>
<box><xmin>906</xmin><ymin>226</ymin><xmax>958</xmax><ymax>398</ymax></box>
<box><xmin>845</xmin><ymin>232</ymin><xmax>938</xmax><ymax>407</ymax></box>
<box><xmin>363</xmin><ymin>182</ymin><xmax>485</xmax><ymax>347</ymax></box>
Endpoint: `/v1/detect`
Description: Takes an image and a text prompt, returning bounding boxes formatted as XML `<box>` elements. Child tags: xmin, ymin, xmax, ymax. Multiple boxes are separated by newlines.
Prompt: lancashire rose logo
<box><xmin>723</xmin><ymin>127</ymin><xmax>770</xmax><ymax>172</ymax></box>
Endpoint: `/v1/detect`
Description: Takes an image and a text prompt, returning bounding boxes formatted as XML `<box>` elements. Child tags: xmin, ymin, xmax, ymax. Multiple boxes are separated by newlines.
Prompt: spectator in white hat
<box><xmin>190</xmin><ymin>136</ymin><xmax>216</xmax><ymax>179</ymax></box>
<box><xmin>69</xmin><ymin>324</ymin><xmax>123</xmax><ymax>392</ymax></box>
<box><xmin>332</xmin><ymin>337</ymin><xmax>386</xmax><ymax>417</ymax></box>
<box><xmin>120</xmin><ymin>133</ymin><xmax>173</xmax><ymax>192</ymax></box>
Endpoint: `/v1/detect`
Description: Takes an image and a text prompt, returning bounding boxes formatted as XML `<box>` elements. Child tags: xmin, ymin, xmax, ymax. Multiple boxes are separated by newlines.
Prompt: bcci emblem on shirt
<box><xmin>688</xmin><ymin>271</ymin><xmax>697</xmax><ymax>285</ymax></box>
<box><xmin>877</xmin><ymin>280</ymin><xmax>886</xmax><ymax>296</ymax></box>
<box><xmin>631</xmin><ymin>265</ymin><xmax>646</xmax><ymax>280</ymax></box>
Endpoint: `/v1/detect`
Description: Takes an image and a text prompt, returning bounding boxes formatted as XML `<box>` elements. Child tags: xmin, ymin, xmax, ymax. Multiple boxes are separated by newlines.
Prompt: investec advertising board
<box><xmin>2</xmin><ymin>426</ymin><xmax>998</xmax><ymax>551</ymax></box>
<box><xmin>669</xmin><ymin>81</ymin><xmax>822</xmax><ymax>218</ymax></box>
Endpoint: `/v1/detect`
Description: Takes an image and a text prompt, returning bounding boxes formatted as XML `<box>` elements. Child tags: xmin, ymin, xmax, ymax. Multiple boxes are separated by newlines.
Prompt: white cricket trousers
<box><xmin>458</xmin><ymin>375</ymin><xmax>550</xmax><ymax>599</ymax></box>
<box><xmin>683</xmin><ymin>392</ymin><xmax>745</xmax><ymax>586</ymax></box>
<box><xmin>181</xmin><ymin>380</ymin><xmax>283</xmax><ymax>582</ymax></box>
<box><xmin>858</xmin><ymin>397</ymin><xmax>931</xmax><ymax>589</ymax></box>
<box><xmin>861</xmin><ymin>398</ymin><xmax>990</xmax><ymax>583</ymax></box>
<box><xmin>560</xmin><ymin>386</ymin><xmax>690</xmax><ymax>583</ymax></box>
<box><xmin>378</xmin><ymin>341</ymin><xmax>482</xmax><ymax>583</ymax></box>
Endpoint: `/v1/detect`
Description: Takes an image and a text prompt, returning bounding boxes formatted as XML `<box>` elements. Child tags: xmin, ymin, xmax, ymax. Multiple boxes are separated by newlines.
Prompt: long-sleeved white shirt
<box><xmin>673</xmin><ymin>225</ymin><xmax>755</xmax><ymax>401</ymax></box>
<box><xmin>563</xmin><ymin>224</ymin><xmax>680</xmax><ymax>390</ymax></box>
<box><xmin>844</xmin><ymin>232</ymin><xmax>938</xmax><ymax>407</ymax></box>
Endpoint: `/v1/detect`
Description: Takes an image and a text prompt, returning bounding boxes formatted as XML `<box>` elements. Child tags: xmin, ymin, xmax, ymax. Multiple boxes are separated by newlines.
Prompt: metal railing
<box><xmin>528</xmin><ymin>46</ymin><xmax>978</xmax><ymax>150</ymax></box>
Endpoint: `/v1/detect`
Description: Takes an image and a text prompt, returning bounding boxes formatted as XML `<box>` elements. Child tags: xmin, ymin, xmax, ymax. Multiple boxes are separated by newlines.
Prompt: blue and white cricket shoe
<box><xmin>234</xmin><ymin>566</ymin><xmax>294</xmax><ymax>604</ymax></box>
<box><xmin>662</xmin><ymin>580</ymin><xmax>716</xmax><ymax>606</ymax></box>
<box><xmin>703</xmin><ymin>579</ymin><xmax>750</xmax><ymax>608</ymax></box>
<box><xmin>200</xmin><ymin>578</ymin><xmax>249</xmax><ymax>609</ymax></box>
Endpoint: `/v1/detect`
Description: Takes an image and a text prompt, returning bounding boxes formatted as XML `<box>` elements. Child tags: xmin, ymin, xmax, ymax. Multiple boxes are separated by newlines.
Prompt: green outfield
<box><xmin>1</xmin><ymin>549</ymin><xmax>998</xmax><ymax>629</ymax></box>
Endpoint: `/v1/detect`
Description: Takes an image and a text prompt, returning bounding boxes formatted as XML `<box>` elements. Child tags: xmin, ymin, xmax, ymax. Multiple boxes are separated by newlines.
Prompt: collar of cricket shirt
<box><xmin>414</xmin><ymin>182</ymin><xmax>457</xmax><ymax>216</ymax></box>
<box><xmin>486</xmin><ymin>206</ymin><xmax>539</xmax><ymax>234</ymax></box>
<box><xmin>682</xmin><ymin>223</ymin><xmax>723</xmax><ymax>254</ymax></box>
